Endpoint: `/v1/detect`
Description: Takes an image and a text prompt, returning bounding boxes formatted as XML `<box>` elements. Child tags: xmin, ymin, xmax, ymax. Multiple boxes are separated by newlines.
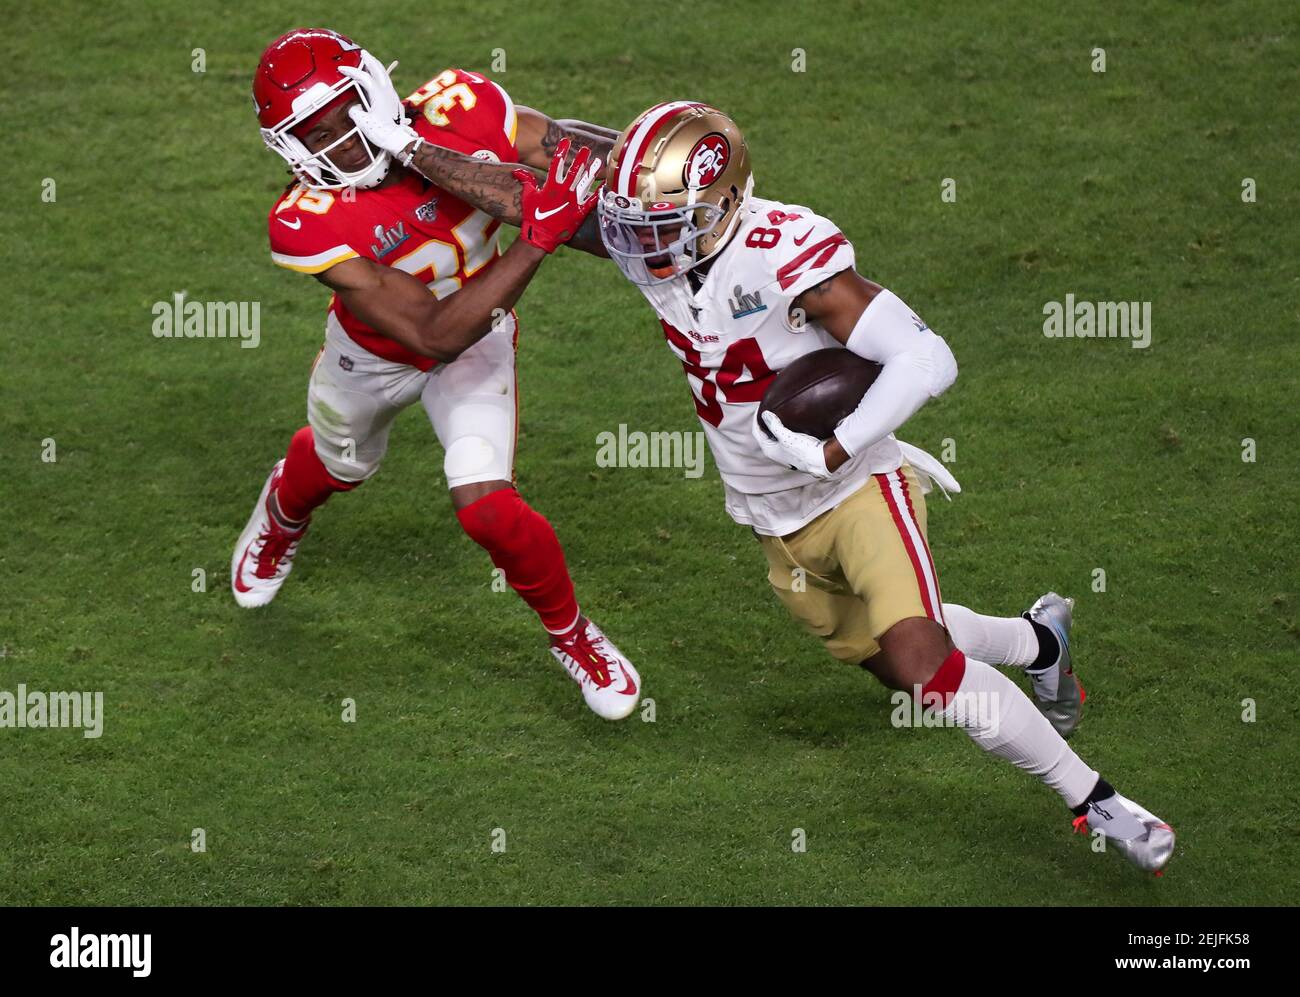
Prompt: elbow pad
<box><xmin>834</xmin><ymin>290</ymin><xmax>958</xmax><ymax>456</ymax></box>
<box><xmin>920</xmin><ymin>329</ymin><xmax>958</xmax><ymax>397</ymax></box>
<box><xmin>844</xmin><ymin>289</ymin><xmax>957</xmax><ymax>397</ymax></box>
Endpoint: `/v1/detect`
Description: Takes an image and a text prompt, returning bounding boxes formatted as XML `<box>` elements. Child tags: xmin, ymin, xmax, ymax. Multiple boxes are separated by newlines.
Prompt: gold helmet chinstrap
<box><xmin>597</xmin><ymin>102</ymin><xmax>753</xmax><ymax>285</ymax></box>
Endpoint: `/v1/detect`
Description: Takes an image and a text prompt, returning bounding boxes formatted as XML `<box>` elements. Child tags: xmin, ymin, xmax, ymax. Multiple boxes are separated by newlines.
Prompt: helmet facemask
<box><xmin>597</xmin><ymin>170</ymin><xmax>754</xmax><ymax>286</ymax></box>
<box><xmin>260</xmin><ymin>74</ymin><xmax>393</xmax><ymax>191</ymax></box>
<box><xmin>598</xmin><ymin>194</ymin><xmax>726</xmax><ymax>286</ymax></box>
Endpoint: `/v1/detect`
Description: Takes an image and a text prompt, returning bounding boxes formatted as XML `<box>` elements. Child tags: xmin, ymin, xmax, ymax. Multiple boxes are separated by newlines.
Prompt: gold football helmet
<box><xmin>597</xmin><ymin>101</ymin><xmax>753</xmax><ymax>284</ymax></box>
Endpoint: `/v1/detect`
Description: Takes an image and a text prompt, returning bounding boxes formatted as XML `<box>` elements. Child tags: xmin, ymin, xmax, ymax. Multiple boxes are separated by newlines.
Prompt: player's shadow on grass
<box><xmin>745</xmin><ymin>677</ymin><xmax>901</xmax><ymax>752</ymax></box>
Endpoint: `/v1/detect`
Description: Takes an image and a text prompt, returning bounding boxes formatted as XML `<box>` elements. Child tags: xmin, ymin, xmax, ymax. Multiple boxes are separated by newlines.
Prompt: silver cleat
<box><xmin>1025</xmin><ymin>592</ymin><xmax>1085</xmax><ymax>739</ymax></box>
<box><xmin>1074</xmin><ymin>794</ymin><xmax>1176</xmax><ymax>875</ymax></box>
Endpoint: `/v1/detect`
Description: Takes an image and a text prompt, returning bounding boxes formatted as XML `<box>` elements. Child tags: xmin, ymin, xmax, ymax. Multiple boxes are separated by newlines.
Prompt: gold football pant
<box><xmin>758</xmin><ymin>465</ymin><xmax>945</xmax><ymax>663</ymax></box>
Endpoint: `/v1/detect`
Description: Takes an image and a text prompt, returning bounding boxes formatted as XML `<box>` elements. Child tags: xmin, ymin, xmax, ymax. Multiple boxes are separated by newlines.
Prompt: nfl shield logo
<box><xmin>415</xmin><ymin>198</ymin><xmax>439</xmax><ymax>223</ymax></box>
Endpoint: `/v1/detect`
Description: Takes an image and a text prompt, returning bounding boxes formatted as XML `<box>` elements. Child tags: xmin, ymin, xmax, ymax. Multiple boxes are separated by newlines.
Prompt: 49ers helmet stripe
<box><xmin>614</xmin><ymin>101</ymin><xmax>705</xmax><ymax>196</ymax></box>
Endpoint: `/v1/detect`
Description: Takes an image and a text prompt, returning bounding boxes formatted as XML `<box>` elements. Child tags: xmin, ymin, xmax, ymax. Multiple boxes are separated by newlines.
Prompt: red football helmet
<box><xmin>252</xmin><ymin>28</ymin><xmax>395</xmax><ymax>190</ymax></box>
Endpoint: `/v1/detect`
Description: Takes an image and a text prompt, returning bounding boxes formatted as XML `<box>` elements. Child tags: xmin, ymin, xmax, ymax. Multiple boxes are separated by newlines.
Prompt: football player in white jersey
<box><xmin>349</xmin><ymin>99</ymin><xmax>1175</xmax><ymax>873</ymax></box>
<box><xmin>598</xmin><ymin>101</ymin><xmax>1174</xmax><ymax>873</ymax></box>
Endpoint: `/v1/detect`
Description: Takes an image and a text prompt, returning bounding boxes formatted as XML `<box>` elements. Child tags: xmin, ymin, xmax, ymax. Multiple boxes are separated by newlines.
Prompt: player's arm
<box><xmin>403</xmin><ymin>141</ymin><xmax>610</xmax><ymax>259</ymax></box>
<box><xmin>514</xmin><ymin>107</ymin><xmax>619</xmax><ymax>172</ymax></box>
<box><xmin>792</xmin><ymin>270</ymin><xmax>958</xmax><ymax>472</ymax></box>
<box><xmin>344</xmin><ymin>58</ymin><xmax>611</xmax><ymax>258</ymax></box>
<box><xmin>310</xmin><ymin>143</ymin><xmax>598</xmax><ymax>364</ymax></box>
<box><xmin>314</xmin><ymin>241</ymin><xmax>546</xmax><ymax>363</ymax></box>
<box><xmin>512</xmin><ymin>109</ymin><xmax>619</xmax><ymax>255</ymax></box>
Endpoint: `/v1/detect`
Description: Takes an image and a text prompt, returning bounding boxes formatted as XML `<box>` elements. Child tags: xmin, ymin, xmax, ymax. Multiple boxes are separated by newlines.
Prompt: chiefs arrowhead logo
<box><xmin>683</xmin><ymin>133</ymin><xmax>730</xmax><ymax>190</ymax></box>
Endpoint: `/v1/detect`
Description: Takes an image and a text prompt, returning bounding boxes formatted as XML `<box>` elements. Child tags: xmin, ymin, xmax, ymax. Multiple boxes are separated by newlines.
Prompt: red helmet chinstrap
<box><xmin>252</xmin><ymin>27</ymin><xmax>394</xmax><ymax>190</ymax></box>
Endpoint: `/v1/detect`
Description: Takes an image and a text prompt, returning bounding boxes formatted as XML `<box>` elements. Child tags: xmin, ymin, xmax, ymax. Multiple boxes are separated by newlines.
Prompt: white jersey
<box><xmin>636</xmin><ymin>195</ymin><xmax>904</xmax><ymax>536</ymax></box>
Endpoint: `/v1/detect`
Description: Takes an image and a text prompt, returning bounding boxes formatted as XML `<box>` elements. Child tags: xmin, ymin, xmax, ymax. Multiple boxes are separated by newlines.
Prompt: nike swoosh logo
<box><xmin>533</xmin><ymin>204</ymin><xmax>568</xmax><ymax>220</ymax></box>
<box><xmin>793</xmin><ymin>227</ymin><xmax>814</xmax><ymax>245</ymax></box>
<box><xmin>617</xmin><ymin>667</ymin><xmax>637</xmax><ymax>697</ymax></box>
<box><xmin>233</xmin><ymin>549</ymin><xmax>253</xmax><ymax>593</ymax></box>
<box><xmin>278</xmin><ymin>217</ymin><xmax>302</xmax><ymax>230</ymax></box>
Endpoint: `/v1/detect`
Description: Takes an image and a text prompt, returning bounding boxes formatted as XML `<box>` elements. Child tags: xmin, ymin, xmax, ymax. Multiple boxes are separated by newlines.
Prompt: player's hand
<box><xmin>341</xmin><ymin>51</ymin><xmax>419</xmax><ymax>157</ymax></box>
<box><xmin>754</xmin><ymin>411</ymin><xmax>838</xmax><ymax>479</ymax></box>
<box><xmin>512</xmin><ymin>138</ymin><xmax>602</xmax><ymax>254</ymax></box>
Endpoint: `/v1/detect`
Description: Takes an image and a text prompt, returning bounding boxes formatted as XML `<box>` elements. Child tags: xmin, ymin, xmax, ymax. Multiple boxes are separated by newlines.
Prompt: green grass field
<box><xmin>2</xmin><ymin>0</ymin><xmax>1296</xmax><ymax>905</ymax></box>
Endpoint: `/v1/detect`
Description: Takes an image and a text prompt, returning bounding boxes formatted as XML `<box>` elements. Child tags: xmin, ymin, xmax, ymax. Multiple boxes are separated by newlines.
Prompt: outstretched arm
<box><xmin>343</xmin><ymin>56</ymin><xmax>614</xmax><ymax>257</ymax></box>
<box><xmin>403</xmin><ymin>142</ymin><xmax>609</xmax><ymax>258</ymax></box>
<box><xmin>515</xmin><ymin>107</ymin><xmax>619</xmax><ymax>170</ymax></box>
<box><xmin>406</xmin><ymin>142</ymin><xmax>609</xmax><ymax>257</ymax></box>
<box><xmin>310</xmin><ymin>143</ymin><xmax>599</xmax><ymax>363</ymax></box>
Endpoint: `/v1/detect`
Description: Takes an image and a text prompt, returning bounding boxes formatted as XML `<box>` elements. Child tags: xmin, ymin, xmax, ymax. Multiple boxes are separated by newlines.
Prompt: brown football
<box><xmin>758</xmin><ymin>348</ymin><xmax>882</xmax><ymax>440</ymax></box>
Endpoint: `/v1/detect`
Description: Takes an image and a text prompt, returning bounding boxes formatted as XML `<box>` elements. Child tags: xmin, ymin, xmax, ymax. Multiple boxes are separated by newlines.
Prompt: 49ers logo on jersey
<box><xmin>683</xmin><ymin>133</ymin><xmax>730</xmax><ymax>189</ymax></box>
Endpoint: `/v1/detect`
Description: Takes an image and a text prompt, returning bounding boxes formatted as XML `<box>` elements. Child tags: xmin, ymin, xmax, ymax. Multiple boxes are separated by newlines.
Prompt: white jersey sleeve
<box><xmin>745</xmin><ymin>202</ymin><xmax>857</xmax><ymax>306</ymax></box>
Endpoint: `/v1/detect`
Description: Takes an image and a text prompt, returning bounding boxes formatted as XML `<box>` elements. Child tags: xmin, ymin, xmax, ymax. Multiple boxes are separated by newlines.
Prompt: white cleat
<box><xmin>549</xmin><ymin>616</ymin><xmax>641</xmax><ymax>720</ymax></box>
<box><xmin>231</xmin><ymin>459</ymin><xmax>308</xmax><ymax>608</ymax></box>
<box><xmin>1074</xmin><ymin>793</ymin><xmax>1176</xmax><ymax>876</ymax></box>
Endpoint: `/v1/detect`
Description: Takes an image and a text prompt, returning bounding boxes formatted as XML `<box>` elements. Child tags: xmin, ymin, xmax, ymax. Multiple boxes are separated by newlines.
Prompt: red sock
<box><xmin>920</xmin><ymin>648</ymin><xmax>967</xmax><ymax>708</ymax></box>
<box><xmin>276</xmin><ymin>426</ymin><xmax>358</xmax><ymax>523</ymax></box>
<box><xmin>456</xmin><ymin>488</ymin><xmax>580</xmax><ymax>634</ymax></box>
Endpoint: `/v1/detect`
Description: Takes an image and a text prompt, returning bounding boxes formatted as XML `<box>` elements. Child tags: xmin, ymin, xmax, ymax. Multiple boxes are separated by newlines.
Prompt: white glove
<box><xmin>340</xmin><ymin>51</ymin><xmax>419</xmax><ymax>157</ymax></box>
<box><xmin>754</xmin><ymin>411</ymin><xmax>836</xmax><ymax>480</ymax></box>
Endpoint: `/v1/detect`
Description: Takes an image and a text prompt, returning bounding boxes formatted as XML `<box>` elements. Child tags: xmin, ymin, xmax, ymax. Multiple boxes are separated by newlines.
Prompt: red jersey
<box><xmin>267</xmin><ymin>68</ymin><xmax>520</xmax><ymax>371</ymax></box>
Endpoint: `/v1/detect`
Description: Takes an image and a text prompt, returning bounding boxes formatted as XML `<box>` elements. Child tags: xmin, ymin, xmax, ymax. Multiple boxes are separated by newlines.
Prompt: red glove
<box><xmin>513</xmin><ymin>138</ymin><xmax>601</xmax><ymax>253</ymax></box>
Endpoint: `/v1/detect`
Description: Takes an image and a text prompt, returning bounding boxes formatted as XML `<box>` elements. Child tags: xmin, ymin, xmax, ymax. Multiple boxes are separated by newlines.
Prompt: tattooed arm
<box><xmin>511</xmin><ymin>108</ymin><xmax>619</xmax><ymax>254</ymax></box>
<box><xmin>515</xmin><ymin>107</ymin><xmax>619</xmax><ymax>171</ymax></box>
<box><xmin>404</xmin><ymin>140</ymin><xmax>609</xmax><ymax>258</ymax></box>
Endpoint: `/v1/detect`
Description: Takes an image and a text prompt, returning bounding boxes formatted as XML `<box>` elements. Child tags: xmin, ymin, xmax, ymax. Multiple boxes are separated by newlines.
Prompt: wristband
<box><xmin>399</xmin><ymin>137</ymin><xmax>425</xmax><ymax>168</ymax></box>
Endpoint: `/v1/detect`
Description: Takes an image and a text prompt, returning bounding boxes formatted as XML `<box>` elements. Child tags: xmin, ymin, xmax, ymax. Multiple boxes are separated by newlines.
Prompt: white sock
<box><xmin>930</xmin><ymin>652</ymin><xmax>1097</xmax><ymax>807</ymax></box>
<box><xmin>943</xmin><ymin>603</ymin><xmax>1039</xmax><ymax>668</ymax></box>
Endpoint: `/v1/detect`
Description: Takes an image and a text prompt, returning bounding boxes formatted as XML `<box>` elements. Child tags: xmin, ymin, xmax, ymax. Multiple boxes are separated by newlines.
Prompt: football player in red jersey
<box><xmin>234</xmin><ymin>28</ymin><xmax>638</xmax><ymax>720</ymax></box>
